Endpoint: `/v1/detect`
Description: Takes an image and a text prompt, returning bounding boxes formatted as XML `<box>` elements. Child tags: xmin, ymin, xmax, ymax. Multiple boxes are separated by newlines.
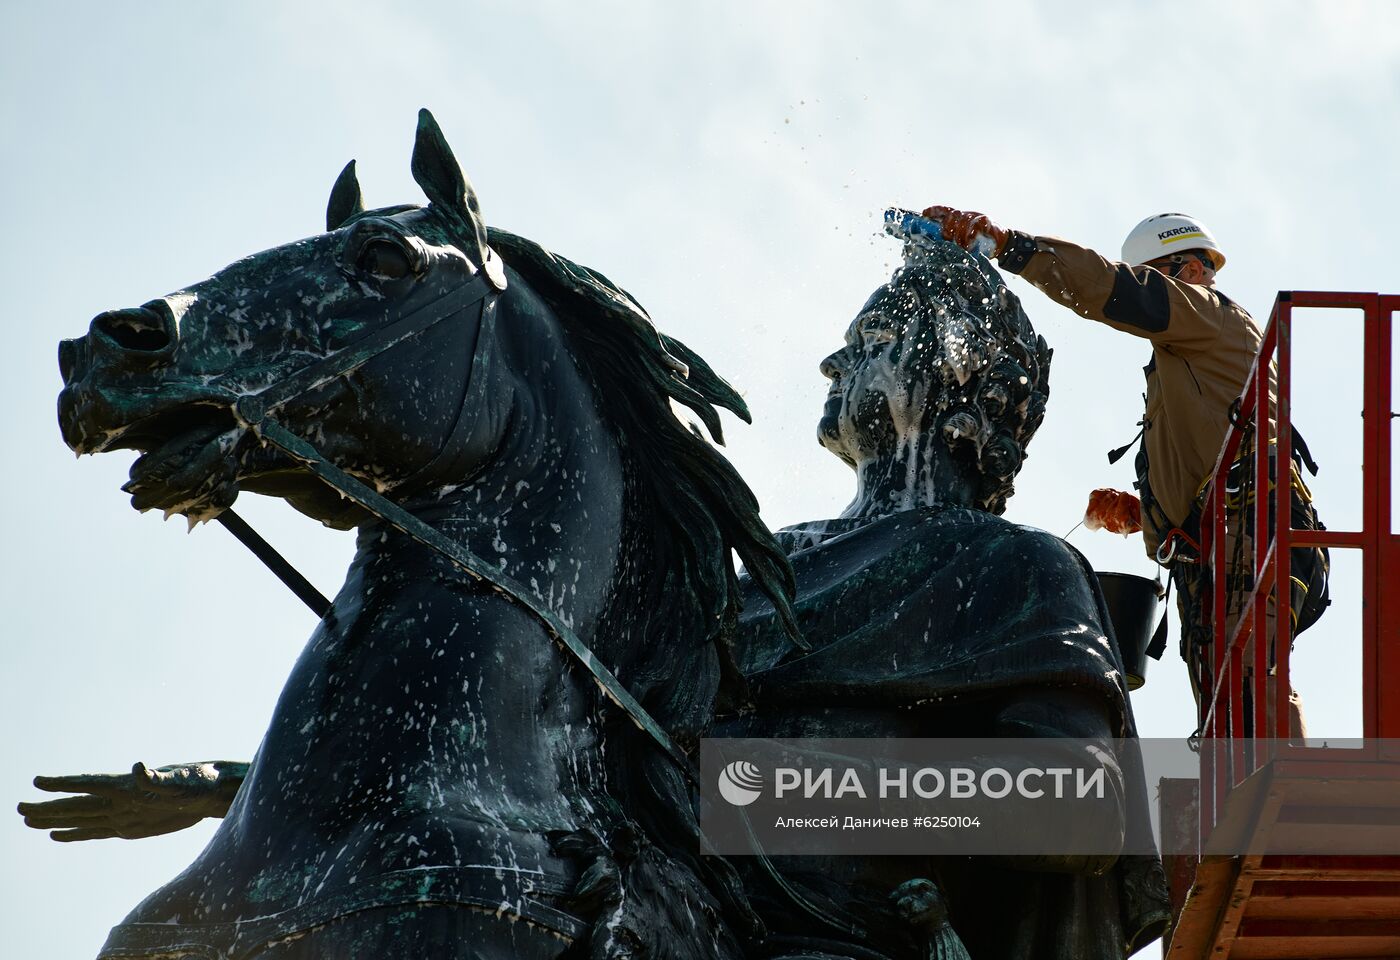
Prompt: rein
<box><xmin>221</xmin><ymin>251</ymin><xmax>698</xmax><ymax>785</ymax></box>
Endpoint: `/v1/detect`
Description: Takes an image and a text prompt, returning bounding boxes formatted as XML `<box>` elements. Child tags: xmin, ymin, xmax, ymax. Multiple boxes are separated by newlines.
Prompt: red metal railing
<box><xmin>1196</xmin><ymin>291</ymin><xmax>1400</xmax><ymax>839</ymax></box>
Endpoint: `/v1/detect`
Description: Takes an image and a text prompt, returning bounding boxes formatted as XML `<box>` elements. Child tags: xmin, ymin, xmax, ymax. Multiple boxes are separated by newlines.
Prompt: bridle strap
<box><xmin>385</xmin><ymin>295</ymin><xmax>500</xmax><ymax>498</ymax></box>
<box><xmin>216</xmin><ymin>510</ymin><xmax>331</xmax><ymax>617</ymax></box>
<box><xmin>224</xmin><ymin>257</ymin><xmax>699</xmax><ymax>785</ymax></box>
<box><xmin>227</xmin><ymin>268</ymin><xmax>499</xmax><ymax>422</ymax></box>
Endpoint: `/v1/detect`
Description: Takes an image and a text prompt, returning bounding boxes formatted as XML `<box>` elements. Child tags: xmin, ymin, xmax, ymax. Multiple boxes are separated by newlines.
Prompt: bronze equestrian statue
<box><xmin>29</xmin><ymin>110</ymin><xmax>797</xmax><ymax>959</ymax></box>
<box><xmin>20</xmin><ymin>111</ymin><xmax>1168</xmax><ymax>958</ymax></box>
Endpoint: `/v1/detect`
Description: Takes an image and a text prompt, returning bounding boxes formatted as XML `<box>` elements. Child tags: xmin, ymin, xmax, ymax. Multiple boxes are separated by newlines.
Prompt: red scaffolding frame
<box><xmin>1195</xmin><ymin>291</ymin><xmax>1400</xmax><ymax>840</ymax></box>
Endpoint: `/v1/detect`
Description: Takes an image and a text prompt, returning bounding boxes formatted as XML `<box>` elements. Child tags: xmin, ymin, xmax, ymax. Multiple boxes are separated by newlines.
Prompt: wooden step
<box><xmin>1230</xmin><ymin>917</ymin><xmax>1400</xmax><ymax>959</ymax></box>
<box><xmin>1245</xmin><ymin>879</ymin><xmax>1400</xmax><ymax>920</ymax></box>
<box><xmin>1250</xmin><ymin>856</ymin><xmax>1400</xmax><ymax>881</ymax></box>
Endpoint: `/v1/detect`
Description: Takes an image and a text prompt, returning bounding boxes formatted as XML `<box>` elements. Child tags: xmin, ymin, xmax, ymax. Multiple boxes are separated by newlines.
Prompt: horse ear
<box><xmin>411</xmin><ymin>108</ymin><xmax>490</xmax><ymax>263</ymax></box>
<box><xmin>326</xmin><ymin>160</ymin><xmax>364</xmax><ymax>231</ymax></box>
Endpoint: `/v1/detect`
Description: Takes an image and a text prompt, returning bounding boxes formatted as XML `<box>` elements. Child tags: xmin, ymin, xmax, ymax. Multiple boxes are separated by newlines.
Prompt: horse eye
<box><xmin>356</xmin><ymin>239</ymin><xmax>413</xmax><ymax>281</ymax></box>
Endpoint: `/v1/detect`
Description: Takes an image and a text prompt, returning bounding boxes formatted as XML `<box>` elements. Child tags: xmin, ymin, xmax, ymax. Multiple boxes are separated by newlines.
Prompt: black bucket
<box><xmin>1095</xmin><ymin>572</ymin><xmax>1162</xmax><ymax>691</ymax></box>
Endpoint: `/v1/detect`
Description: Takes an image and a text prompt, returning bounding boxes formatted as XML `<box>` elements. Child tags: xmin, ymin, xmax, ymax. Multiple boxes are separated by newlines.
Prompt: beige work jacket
<box><xmin>999</xmin><ymin>233</ymin><xmax>1269</xmax><ymax>557</ymax></box>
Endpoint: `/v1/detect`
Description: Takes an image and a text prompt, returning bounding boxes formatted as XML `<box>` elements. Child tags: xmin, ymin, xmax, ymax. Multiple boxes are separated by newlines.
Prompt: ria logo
<box><xmin>718</xmin><ymin>760</ymin><xmax>764</xmax><ymax>806</ymax></box>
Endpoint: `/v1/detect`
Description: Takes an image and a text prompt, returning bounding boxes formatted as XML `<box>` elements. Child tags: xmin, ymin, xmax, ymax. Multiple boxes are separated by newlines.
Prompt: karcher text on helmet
<box><xmin>1122</xmin><ymin>213</ymin><xmax>1225</xmax><ymax>271</ymax></box>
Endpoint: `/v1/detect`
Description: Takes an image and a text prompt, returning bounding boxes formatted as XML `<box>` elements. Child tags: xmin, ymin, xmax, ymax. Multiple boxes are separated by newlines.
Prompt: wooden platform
<box><xmin>1161</xmin><ymin>758</ymin><xmax>1400</xmax><ymax>958</ymax></box>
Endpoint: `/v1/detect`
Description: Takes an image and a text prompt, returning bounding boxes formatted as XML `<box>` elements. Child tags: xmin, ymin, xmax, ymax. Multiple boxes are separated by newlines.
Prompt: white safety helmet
<box><xmin>1121</xmin><ymin>213</ymin><xmax>1225</xmax><ymax>271</ymax></box>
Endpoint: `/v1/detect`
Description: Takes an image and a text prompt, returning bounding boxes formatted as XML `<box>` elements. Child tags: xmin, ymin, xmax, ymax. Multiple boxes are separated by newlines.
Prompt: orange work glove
<box><xmin>1084</xmin><ymin>488</ymin><xmax>1143</xmax><ymax>536</ymax></box>
<box><xmin>920</xmin><ymin>205</ymin><xmax>1010</xmax><ymax>257</ymax></box>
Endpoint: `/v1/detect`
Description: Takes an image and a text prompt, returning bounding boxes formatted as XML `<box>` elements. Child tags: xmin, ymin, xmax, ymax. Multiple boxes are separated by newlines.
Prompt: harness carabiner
<box><xmin>1156</xmin><ymin>528</ymin><xmax>1201</xmax><ymax>567</ymax></box>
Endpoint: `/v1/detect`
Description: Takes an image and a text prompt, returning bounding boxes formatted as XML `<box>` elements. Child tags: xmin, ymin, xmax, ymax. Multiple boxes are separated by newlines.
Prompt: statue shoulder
<box><xmin>920</xmin><ymin>515</ymin><xmax>1094</xmax><ymax>578</ymax></box>
<box><xmin>984</xmin><ymin>522</ymin><xmax>1105</xmax><ymax>608</ymax></box>
<box><xmin>878</xmin><ymin>512</ymin><xmax>1103</xmax><ymax>618</ymax></box>
<box><xmin>1006</xmin><ymin>522</ymin><xmax>1095</xmax><ymax>568</ymax></box>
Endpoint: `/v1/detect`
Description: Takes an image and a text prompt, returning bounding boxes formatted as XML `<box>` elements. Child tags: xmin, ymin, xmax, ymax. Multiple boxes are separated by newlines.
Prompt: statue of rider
<box><xmin>720</xmin><ymin>232</ymin><xmax>1172</xmax><ymax>959</ymax></box>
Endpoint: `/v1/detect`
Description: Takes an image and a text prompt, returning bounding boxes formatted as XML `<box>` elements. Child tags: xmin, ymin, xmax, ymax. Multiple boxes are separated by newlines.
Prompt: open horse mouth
<box><xmin>58</xmin><ymin>365</ymin><xmax>237</xmax><ymax>457</ymax></box>
<box><xmin>64</xmin><ymin>391</ymin><xmax>247</xmax><ymax>518</ymax></box>
<box><xmin>123</xmin><ymin>419</ymin><xmax>247</xmax><ymax>519</ymax></box>
<box><xmin>58</xmin><ymin>339</ymin><xmax>249</xmax><ymax>517</ymax></box>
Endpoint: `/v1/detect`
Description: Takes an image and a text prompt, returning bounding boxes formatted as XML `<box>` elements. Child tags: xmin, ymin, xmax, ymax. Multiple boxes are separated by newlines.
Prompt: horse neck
<box><xmin>370</xmin><ymin>345</ymin><xmax>626</xmax><ymax>638</ymax></box>
<box><xmin>326</xmin><ymin>344</ymin><xmax>629</xmax><ymax>817</ymax></box>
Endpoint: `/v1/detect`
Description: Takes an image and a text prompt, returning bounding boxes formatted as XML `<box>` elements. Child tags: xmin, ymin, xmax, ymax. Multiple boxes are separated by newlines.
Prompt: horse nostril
<box><xmin>91</xmin><ymin>307</ymin><xmax>172</xmax><ymax>354</ymax></box>
<box><xmin>58</xmin><ymin>338</ymin><xmax>85</xmax><ymax>382</ymax></box>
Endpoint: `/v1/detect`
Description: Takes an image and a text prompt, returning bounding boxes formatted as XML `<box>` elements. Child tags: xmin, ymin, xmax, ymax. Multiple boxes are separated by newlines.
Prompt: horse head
<box><xmin>59</xmin><ymin>110</ymin><xmax>543</xmax><ymax>529</ymax></box>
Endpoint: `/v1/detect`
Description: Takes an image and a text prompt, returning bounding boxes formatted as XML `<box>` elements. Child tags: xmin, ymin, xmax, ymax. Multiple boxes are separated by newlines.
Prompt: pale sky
<box><xmin>3</xmin><ymin>2</ymin><xmax>1398</xmax><ymax>955</ymax></box>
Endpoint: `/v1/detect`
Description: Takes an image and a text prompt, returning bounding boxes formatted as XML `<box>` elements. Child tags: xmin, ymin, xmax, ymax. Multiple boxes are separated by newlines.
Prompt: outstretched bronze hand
<box><xmin>17</xmin><ymin>761</ymin><xmax>248</xmax><ymax>842</ymax></box>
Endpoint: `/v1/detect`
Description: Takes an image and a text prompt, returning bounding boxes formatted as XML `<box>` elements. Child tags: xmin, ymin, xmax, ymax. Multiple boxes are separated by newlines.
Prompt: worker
<box><xmin>919</xmin><ymin>205</ymin><xmax>1329</xmax><ymax>737</ymax></box>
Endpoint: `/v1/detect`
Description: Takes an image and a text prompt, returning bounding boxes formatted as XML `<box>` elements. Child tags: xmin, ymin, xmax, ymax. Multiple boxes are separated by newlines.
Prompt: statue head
<box><xmin>818</xmin><ymin>240</ymin><xmax>1050</xmax><ymax>516</ymax></box>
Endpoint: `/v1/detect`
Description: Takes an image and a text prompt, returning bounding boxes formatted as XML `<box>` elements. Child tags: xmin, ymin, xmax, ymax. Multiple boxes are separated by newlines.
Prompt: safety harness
<box><xmin>1106</xmin><ymin>394</ymin><xmax>1330</xmax><ymax>673</ymax></box>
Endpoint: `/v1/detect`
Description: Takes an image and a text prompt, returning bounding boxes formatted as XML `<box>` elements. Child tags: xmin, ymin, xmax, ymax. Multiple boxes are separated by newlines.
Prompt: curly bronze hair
<box><xmin>889</xmin><ymin>241</ymin><xmax>1052</xmax><ymax>515</ymax></box>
